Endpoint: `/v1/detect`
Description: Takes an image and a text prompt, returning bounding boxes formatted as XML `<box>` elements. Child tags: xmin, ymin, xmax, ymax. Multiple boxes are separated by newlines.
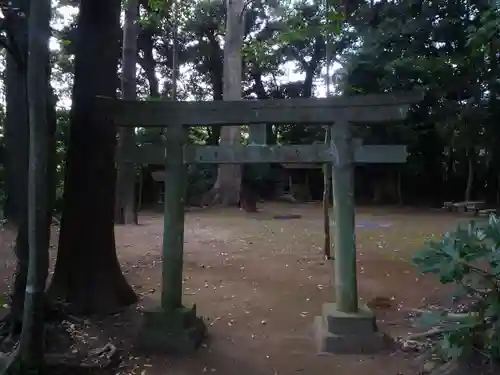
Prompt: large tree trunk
<box><xmin>115</xmin><ymin>0</ymin><xmax>139</xmax><ymax>225</ymax></box>
<box><xmin>207</xmin><ymin>0</ymin><xmax>245</xmax><ymax>206</ymax></box>
<box><xmin>48</xmin><ymin>0</ymin><xmax>137</xmax><ymax>315</ymax></box>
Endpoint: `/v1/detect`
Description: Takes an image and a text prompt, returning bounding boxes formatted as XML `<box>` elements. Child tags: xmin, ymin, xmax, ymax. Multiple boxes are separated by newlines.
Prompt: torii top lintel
<box><xmin>96</xmin><ymin>90</ymin><xmax>423</xmax><ymax>128</ymax></box>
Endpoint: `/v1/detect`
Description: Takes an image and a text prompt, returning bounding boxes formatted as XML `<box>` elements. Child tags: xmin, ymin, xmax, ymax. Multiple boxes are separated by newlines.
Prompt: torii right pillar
<box><xmin>314</xmin><ymin>114</ymin><xmax>409</xmax><ymax>354</ymax></box>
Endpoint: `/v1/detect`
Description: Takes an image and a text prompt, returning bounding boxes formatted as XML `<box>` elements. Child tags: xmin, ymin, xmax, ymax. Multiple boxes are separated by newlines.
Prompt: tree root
<box><xmin>406</xmin><ymin>327</ymin><xmax>446</xmax><ymax>341</ymax></box>
<box><xmin>45</xmin><ymin>342</ymin><xmax>120</xmax><ymax>372</ymax></box>
<box><xmin>0</xmin><ymin>346</ymin><xmax>20</xmax><ymax>375</ymax></box>
<box><xmin>46</xmin><ymin>301</ymin><xmax>84</xmax><ymax>324</ymax></box>
<box><xmin>404</xmin><ymin>308</ymin><xmax>475</xmax><ymax>342</ymax></box>
<box><xmin>0</xmin><ymin>333</ymin><xmax>120</xmax><ymax>375</ymax></box>
<box><xmin>199</xmin><ymin>188</ymin><xmax>217</xmax><ymax>207</ymax></box>
<box><xmin>51</xmin><ymin>215</ymin><xmax>60</xmax><ymax>226</ymax></box>
<box><xmin>0</xmin><ymin>343</ymin><xmax>119</xmax><ymax>375</ymax></box>
<box><xmin>201</xmin><ymin>187</ymin><xmax>241</xmax><ymax>207</ymax></box>
<box><xmin>0</xmin><ymin>301</ymin><xmax>83</xmax><ymax>343</ymax></box>
<box><xmin>0</xmin><ymin>315</ymin><xmax>15</xmax><ymax>338</ymax></box>
<box><xmin>408</xmin><ymin>308</ymin><xmax>475</xmax><ymax>320</ymax></box>
<box><xmin>0</xmin><ymin>302</ymin><xmax>120</xmax><ymax>374</ymax></box>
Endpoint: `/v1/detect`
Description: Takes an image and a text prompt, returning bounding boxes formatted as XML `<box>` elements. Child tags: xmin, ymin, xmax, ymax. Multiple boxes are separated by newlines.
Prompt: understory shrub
<box><xmin>412</xmin><ymin>216</ymin><xmax>500</xmax><ymax>362</ymax></box>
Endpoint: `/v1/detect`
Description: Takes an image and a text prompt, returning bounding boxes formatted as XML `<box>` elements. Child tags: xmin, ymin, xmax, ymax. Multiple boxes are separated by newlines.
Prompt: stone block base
<box><xmin>314</xmin><ymin>303</ymin><xmax>393</xmax><ymax>354</ymax></box>
<box><xmin>136</xmin><ymin>304</ymin><xmax>207</xmax><ymax>355</ymax></box>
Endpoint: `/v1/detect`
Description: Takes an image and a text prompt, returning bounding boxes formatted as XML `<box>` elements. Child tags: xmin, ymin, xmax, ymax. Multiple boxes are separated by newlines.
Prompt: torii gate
<box><xmin>97</xmin><ymin>91</ymin><xmax>422</xmax><ymax>354</ymax></box>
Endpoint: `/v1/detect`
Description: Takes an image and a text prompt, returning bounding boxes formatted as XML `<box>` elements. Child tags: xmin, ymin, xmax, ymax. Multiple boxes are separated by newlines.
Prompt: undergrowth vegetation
<box><xmin>413</xmin><ymin>217</ymin><xmax>500</xmax><ymax>365</ymax></box>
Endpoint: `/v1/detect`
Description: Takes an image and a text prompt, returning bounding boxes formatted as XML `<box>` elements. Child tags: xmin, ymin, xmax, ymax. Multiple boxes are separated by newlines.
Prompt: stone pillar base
<box><xmin>136</xmin><ymin>304</ymin><xmax>207</xmax><ymax>355</ymax></box>
<box><xmin>314</xmin><ymin>302</ymin><xmax>393</xmax><ymax>354</ymax></box>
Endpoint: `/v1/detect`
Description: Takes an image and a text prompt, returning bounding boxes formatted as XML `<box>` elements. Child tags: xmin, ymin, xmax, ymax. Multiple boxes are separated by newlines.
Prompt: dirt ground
<box><xmin>0</xmin><ymin>203</ymin><xmax>471</xmax><ymax>375</ymax></box>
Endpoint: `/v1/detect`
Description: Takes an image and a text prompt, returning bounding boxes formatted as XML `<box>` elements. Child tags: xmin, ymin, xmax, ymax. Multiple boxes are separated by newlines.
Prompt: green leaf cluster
<box><xmin>467</xmin><ymin>7</ymin><xmax>500</xmax><ymax>50</ymax></box>
<box><xmin>413</xmin><ymin>217</ymin><xmax>500</xmax><ymax>361</ymax></box>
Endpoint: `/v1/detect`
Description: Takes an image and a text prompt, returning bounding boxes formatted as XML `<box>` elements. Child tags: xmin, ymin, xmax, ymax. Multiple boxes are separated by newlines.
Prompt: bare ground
<box><xmin>0</xmin><ymin>203</ymin><xmax>469</xmax><ymax>375</ymax></box>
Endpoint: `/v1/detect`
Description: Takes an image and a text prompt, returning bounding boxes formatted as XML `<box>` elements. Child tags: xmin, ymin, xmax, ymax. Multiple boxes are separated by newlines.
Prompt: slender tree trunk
<box><xmin>322</xmin><ymin>0</ymin><xmax>333</xmax><ymax>259</ymax></box>
<box><xmin>4</xmin><ymin>0</ymin><xmax>30</xmax><ymax>334</ymax></box>
<box><xmin>137</xmin><ymin>168</ymin><xmax>144</xmax><ymax>212</ymax></box>
<box><xmin>5</xmin><ymin>25</ymin><xmax>57</xmax><ymax>345</ymax></box>
<box><xmin>171</xmin><ymin>0</ymin><xmax>179</xmax><ymax>101</ymax></box>
<box><xmin>323</xmin><ymin>130</ymin><xmax>332</xmax><ymax>259</ymax></box>
<box><xmin>497</xmin><ymin>174</ymin><xmax>500</xmax><ymax>206</ymax></box>
<box><xmin>488</xmin><ymin>41</ymin><xmax>500</xmax><ymax>206</ymax></box>
<box><xmin>138</xmin><ymin>23</ymin><xmax>160</xmax><ymax>98</ymax></box>
<box><xmin>208</xmin><ymin>31</ymin><xmax>223</xmax><ymax>145</ymax></box>
<box><xmin>115</xmin><ymin>0</ymin><xmax>139</xmax><ymax>225</ymax></box>
<box><xmin>2</xmin><ymin>4</ymin><xmax>29</xmax><ymax>222</ymax></box>
<box><xmin>397</xmin><ymin>168</ymin><xmax>403</xmax><ymax>205</ymax></box>
<box><xmin>19</xmin><ymin>0</ymin><xmax>51</xmax><ymax>367</ymax></box>
<box><xmin>465</xmin><ymin>148</ymin><xmax>474</xmax><ymax>202</ymax></box>
<box><xmin>207</xmin><ymin>0</ymin><xmax>244</xmax><ymax>206</ymax></box>
<box><xmin>48</xmin><ymin>0</ymin><xmax>137</xmax><ymax>315</ymax></box>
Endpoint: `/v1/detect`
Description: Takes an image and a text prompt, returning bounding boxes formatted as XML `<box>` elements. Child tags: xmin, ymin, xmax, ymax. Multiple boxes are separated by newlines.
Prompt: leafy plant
<box><xmin>412</xmin><ymin>217</ymin><xmax>500</xmax><ymax>362</ymax></box>
<box><xmin>467</xmin><ymin>7</ymin><xmax>500</xmax><ymax>50</ymax></box>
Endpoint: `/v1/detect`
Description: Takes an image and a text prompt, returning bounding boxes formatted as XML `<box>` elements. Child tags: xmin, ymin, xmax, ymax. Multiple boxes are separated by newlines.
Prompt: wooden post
<box><xmin>331</xmin><ymin>119</ymin><xmax>358</xmax><ymax>313</ymax></box>
<box><xmin>161</xmin><ymin>123</ymin><xmax>186</xmax><ymax>310</ymax></box>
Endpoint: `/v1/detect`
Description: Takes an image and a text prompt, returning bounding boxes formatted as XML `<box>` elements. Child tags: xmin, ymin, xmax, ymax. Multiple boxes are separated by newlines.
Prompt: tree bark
<box><xmin>497</xmin><ymin>174</ymin><xmax>500</xmax><ymax>205</ymax></box>
<box><xmin>3</xmin><ymin>2</ymin><xmax>29</xmax><ymax>224</ymax></box>
<box><xmin>19</xmin><ymin>0</ymin><xmax>51</xmax><ymax>366</ymax></box>
<box><xmin>4</xmin><ymin>14</ymin><xmax>57</xmax><ymax>340</ymax></box>
<box><xmin>323</xmin><ymin>6</ymin><xmax>333</xmax><ymax>259</ymax></box>
<box><xmin>465</xmin><ymin>148</ymin><xmax>474</xmax><ymax>202</ymax></box>
<box><xmin>322</xmin><ymin>129</ymin><xmax>332</xmax><ymax>259</ymax></box>
<box><xmin>138</xmin><ymin>23</ymin><xmax>160</xmax><ymax>98</ymax></box>
<box><xmin>207</xmin><ymin>0</ymin><xmax>245</xmax><ymax>206</ymax></box>
<box><xmin>397</xmin><ymin>168</ymin><xmax>403</xmax><ymax>205</ymax></box>
<box><xmin>48</xmin><ymin>0</ymin><xmax>137</xmax><ymax>315</ymax></box>
<box><xmin>115</xmin><ymin>0</ymin><xmax>139</xmax><ymax>225</ymax></box>
<box><xmin>4</xmin><ymin>0</ymin><xmax>30</xmax><ymax>333</ymax></box>
<box><xmin>206</xmin><ymin>30</ymin><xmax>223</xmax><ymax>145</ymax></box>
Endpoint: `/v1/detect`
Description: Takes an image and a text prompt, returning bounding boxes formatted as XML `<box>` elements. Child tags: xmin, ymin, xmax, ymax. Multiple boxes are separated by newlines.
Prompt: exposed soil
<box><xmin>0</xmin><ymin>204</ymin><xmax>471</xmax><ymax>375</ymax></box>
